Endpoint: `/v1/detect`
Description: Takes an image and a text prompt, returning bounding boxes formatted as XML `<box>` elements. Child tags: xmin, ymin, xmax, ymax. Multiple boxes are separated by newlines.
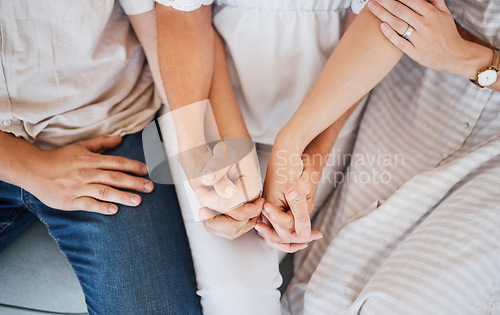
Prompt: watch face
<box><xmin>478</xmin><ymin>69</ymin><xmax>498</xmax><ymax>87</ymax></box>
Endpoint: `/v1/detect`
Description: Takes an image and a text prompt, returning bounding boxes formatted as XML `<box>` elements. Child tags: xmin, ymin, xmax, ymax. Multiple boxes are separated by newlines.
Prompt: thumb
<box><xmin>77</xmin><ymin>135</ymin><xmax>122</xmax><ymax>153</ymax></box>
<box><xmin>201</xmin><ymin>147</ymin><xmax>234</xmax><ymax>186</ymax></box>
<box><xmin>285</xmin><ymin>181</ymin><xmax>311</xmax><ymax>240</ymax></box>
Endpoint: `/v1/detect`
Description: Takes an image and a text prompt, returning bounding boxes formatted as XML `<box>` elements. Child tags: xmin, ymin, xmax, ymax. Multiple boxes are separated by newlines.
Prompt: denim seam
<box><xmin>0</xmin><ymin>206</ymin><xmax>24</xmax><ymax>234</ymax></box>
<box><xmin>32</xmin><ymin>200</ymin><xmax>88</xmax><ymax>304</ymax></box>
<box><xmin>21</xmin><ymin>189</ymin><xmax>37</xmax><ymax>213</ymax></box>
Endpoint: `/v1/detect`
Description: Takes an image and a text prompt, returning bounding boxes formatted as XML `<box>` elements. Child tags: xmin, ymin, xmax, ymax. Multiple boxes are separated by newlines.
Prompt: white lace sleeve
<box><xmin>155</xmin><ymin>0</ymin><xmax>214</xmax><ymax>11</ymax></box>
<box><xmin>351</xmin><ymin>0</ymin><xmax>368</xmax><ymax>14</ymax></box>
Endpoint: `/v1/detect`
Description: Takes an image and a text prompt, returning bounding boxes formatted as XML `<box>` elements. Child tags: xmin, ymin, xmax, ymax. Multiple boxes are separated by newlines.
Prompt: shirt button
<box><xmin>462</xmin><ymin>122</ymin><xmax>470</xmax><ymax>129</ymax></box>
<box><xmin>2</xmin><ymin>120</ymin><xmax>11</xmax><ymax>127</ymax></box>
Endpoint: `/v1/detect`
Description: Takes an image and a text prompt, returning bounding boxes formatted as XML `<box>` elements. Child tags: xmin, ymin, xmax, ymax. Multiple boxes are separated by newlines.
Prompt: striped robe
<box><xmin>283</xmin><ymin>1</ymin><xmax>500</xmax><ymax>313</ymax></box>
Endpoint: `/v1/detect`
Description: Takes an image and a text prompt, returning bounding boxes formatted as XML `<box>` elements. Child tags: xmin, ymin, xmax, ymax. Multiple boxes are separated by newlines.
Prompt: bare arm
<box><xmin>0</xmin><ymin>132</ymin><xmax>41</xmax><ymax>188</ymax></box>
<box><xmin>156</xmin><ymin>4</ymin><xmax>249</xmax><ymax>144</ymax></box>
<box><xmin>128</xmin><ymin>8</ymin><xmax>167</xmax><ymax>103</ymax></box>
<box><xmin>156</xmin><ymin>4</ymin><xmax>262</xmax><ymax>239</ymax></box>
<box><xmin>278</xmin><ymin>8</ymin><xmax>404</xmax><ymax>154</ymax></box>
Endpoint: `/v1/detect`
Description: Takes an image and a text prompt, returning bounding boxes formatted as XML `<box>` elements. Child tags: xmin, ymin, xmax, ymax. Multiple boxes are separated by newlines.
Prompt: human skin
<box><xmin>368</xmin><ymin>0</ymin><xmax>500</xmax><ymax>92</ymax></box>
<box><xmin>156</xmin><ymin>5</ymin><xmax>263</xmax><ymax>239</ymax></box>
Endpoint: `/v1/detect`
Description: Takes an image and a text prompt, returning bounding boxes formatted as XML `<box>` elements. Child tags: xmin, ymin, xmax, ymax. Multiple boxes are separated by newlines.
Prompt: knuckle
<box><xmin>78</xmin><ymin>153</ymin><xmax>95</xmax><ymax>163</ymax></box>
<box><xmin>427</xmin><ymin>8</ymin><xmax>438</xmax><ymax>19</ymax></box>
<box><xmin>83</xmin><ymin>199</ymin><xmax>97</xmax><ymax>211</ymax></box>
<box><xmin>114</xmin><ymin>157</ymin><xmax>125</xmax><ymax>167</ymax></box>
<box><xmin>109</xmin><ymin>172</ymin><xmax>123</xmax><ymax>183</ymax></box>
<box><xmin>395</xmin><ymin>20</ymin><xmax>406</xmax><ymax>33</ymax></box>
<box><xmin>231</xmin><ymin>211</ymin><xmax>244</xmax><ymax>221</ymax></box>
<box><xmin>76</xmin><ymin>167</ymin><xmax>90</xmax><ymax>179</ymax></box>
<box><xmin>391</xmin><ymin>3</ymin><xmax>403</xmax><ymax>15</ymax></box>
<box><xmin>98</xmin><ymin>186</ymin><xmax>110</xmax><ymax>199</ymax></box>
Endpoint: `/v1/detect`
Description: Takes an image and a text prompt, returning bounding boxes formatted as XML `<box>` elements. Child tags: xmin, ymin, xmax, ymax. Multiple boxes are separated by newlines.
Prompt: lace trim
<box><xmin>155</xmin><ymin>0</ymin><xmax>214</xmax><ymax>12</ymax></box>
<box><xmin>351</xmin><ymin>0</ymin><xmax>368</xmax><ymax>14</ymax></box>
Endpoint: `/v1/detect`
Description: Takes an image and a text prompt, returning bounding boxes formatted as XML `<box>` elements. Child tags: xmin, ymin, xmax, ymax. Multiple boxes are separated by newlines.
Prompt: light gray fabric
<box><xmin>0</xmin><ymin>221</ymin><xmax>87</xmax><ymax>314</ymax></box>
<box><xmin>0</xmin><ymin>305</ymin><xmax>86</xmax><ymax>315</ymax></box>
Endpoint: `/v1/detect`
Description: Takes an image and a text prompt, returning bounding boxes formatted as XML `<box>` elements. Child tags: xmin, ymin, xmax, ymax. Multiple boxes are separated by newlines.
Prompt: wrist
<box><xmin>459</xmin><ymin>40</ymin><xmax>495</xmax><ymax>80</ymax></box>
<box><xmin>164</xmin><ymin>100</ymin><xmax>209</xmax><ymax>152</ymax></box>
<box><xmin>14</xmin><ymin>146</ymin><xmax>46</xmax><ymax>192</ymax></box>
<box><xmin>276</xmin><ymin>124</ymin><xmax>308</xmax><ymax>156</ymax></box>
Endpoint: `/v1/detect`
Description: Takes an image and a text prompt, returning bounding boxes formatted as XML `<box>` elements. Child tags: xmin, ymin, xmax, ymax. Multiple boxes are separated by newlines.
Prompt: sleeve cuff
<box><xmin>155</xmin><ymin>0</ymin><xmax>214</xmax><ymax>12</ymax></box>
<box><xmin>119</xmin><ymin>0</ymin><xmax>155</xmax><ymax>15</ymax></box>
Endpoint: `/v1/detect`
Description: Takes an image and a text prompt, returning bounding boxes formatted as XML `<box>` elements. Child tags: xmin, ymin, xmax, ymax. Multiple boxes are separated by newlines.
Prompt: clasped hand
<box><xmin>178</xmin><ymin>138</ymin><xmax>264</xmax><ymax>240</ymax></box>
<box><xmin>181</xmin><ymin>138</ymin><xmax>323</xmax><ymax>252</ymax></box>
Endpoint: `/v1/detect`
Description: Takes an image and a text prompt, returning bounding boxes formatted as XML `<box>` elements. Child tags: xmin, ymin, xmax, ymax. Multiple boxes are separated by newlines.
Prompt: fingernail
<box><xmin>368</xmin><ymin>1</ymin><xmax>377</xmax><ymax>11</ymax></box>
<box><xmin>131</xmin><ymin>195</ymin><xmax>140</xmax><ymax>205</ymax></box>
<box><xmin>264</xmin><ymin>204</ymin><xmax>270</xmax><ymax>214</ymax></box>
<box><xmin>108</xmin><ymin>205</ymin><xmax>117</xmax><ymax>214</ymax></box>
<box><xmin>287</xmin><ymin>190</ymin><xmax>299</xmax><ymax>201</ymax></box>
<box><xmin>224</xmin><ymin>185</ymin><xmax>235</xmax><ymax>194</ymax></box>
<box><xmin>381</xmin><ymin>23</ymin><xmax>389</xmax><ymax>32</ymax></box>
<box><xmin>144</xmin><ymin>181</ymin><xmax>153</xmax><ymax>192</ymax></box>
<box><xmin>142</xmin><ymin>165</ymin><xmax>149</xmax><ymax>173</ymax></box>
<box><xmin>202</xmin><ymin>171</ymin><xmax>216</xmax><ymax>181</ymax></box>
<box><xmin>254</xmin><ymin>225</ymin><xmax>261</xmax><ymax>233</ymax></box>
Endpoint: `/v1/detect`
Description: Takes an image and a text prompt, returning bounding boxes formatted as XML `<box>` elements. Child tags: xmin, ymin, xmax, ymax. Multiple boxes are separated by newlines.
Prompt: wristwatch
<box><xmin>471</xmin><ymin>48</ymin><xmax>499</xmax><ymax>88</ymax></box>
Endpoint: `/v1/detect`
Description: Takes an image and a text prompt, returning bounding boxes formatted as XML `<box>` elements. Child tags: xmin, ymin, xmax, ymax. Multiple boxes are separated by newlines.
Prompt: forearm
<box><xmin>209</xmin><ymin>29</ymin><xmax>251</xmax><ymax>139</ymax></box>
<box><xmin>0</xmin><ymin>132</ymin><xmax>41</xmax><ymax>188</ymax></box>
<box><xmin>156</xmin><ymin>4</ymin><xmax>250</xmax><ymax>151</ymax></box>
<box><xmin>302</xmin><ymin>102</ymin><xmax>359</xmax><ymax>172</ymax></box>
<box><xmin>281</xmin><ymin>8</ymin><xmax>403</xmax><ymax>153</ymax></box>
<box><xmin>129</xmin><ymin>9</ymin><xmax>167</xmax><ymax>103</ymax></box>
<box><xmin>300</xmin><ymin>12</ymin><xmax>365</xmax><ymax>167</ymax></box>
<box><xmin>156</xmin><ymin>5</ymin><xmax>214</xmax><ymax>151</ymax></box>
<box><xmin>157</xmin><ymin>5</ymin><xmax>214</xmax><ymax>110</ymax></box>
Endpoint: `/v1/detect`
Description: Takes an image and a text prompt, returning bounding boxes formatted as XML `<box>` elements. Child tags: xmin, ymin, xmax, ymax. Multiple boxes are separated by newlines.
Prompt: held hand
<box><xmin>200</xmin><ymin>198</ymin><xmax>265</xmax><ymax>240</ymax></box>
<box><xmin>368</xmin><ymin>0</ymin><xmax>472</xmax><ymax>76</ymax></box>
<box><xmin>260</xmin><ymin>148</ymin><xmax>323</xmax><ymax>253</ymax></box>
<box><xmin>26</xmin><ymin>136</ymin><xmax>153</xmax><ymax>215</ymax></box>
<box><xmin>178</xmin><ymin>139</ymin><xmax>261</xmax><ymax>215</ymax></box>
<box><xmin>196</xmin><ymin>141</ymin><xmax>261</xmax><ymax>213</ymax></box>
<box><xmin>198</xmin><ymin>143</ymin><xmax>262</xmax><ymax>240</ymax></box>
<box><xmin>178</xmin><ymin>138</ymin><xmax>263</xmax><ymax>240</ymax></box>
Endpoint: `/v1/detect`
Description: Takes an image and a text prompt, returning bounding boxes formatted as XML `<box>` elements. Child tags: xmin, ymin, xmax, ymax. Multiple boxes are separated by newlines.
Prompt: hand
<box><xmin>259</xmin><ymin>145</ymin><xmax>323</xmax><ymax>253</ymax></box>
<box><xmin>178</xmin><ymin>138</ymin><xmax>261</xmax><ymax>215</ymax></box>
<box><xmin>200</xmin><ymin>198</ymin><xmax>264</xmax><ymax>240</ymax></box>
<box><xmin>25</xmin><ymin>136</ymin><xmax>153</xmax><ymax>215</ymax></box>
<box><xmin>367</xmin><ymin>0</ymin><xmax>476</xmax><ymax>77</ymax></box>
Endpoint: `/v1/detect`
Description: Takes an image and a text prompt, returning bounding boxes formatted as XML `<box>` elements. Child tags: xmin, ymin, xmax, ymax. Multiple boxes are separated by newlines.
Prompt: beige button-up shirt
<box><xmin>0</xmin><ymin>0</ymin><xmax>159</xmax><ymax>149</ymax></box>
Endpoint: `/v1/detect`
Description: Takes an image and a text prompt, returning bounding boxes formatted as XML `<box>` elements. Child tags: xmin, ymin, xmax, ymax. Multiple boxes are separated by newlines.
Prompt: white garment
<box><xmin>155</xmin><ymin>0</ymin><xmax>367</xmax><ymax>314</ymax></box>
<box><xmin>157</xmin><ymin>0</ymin><xmax>353</xmax><ymax>145</ymax></box>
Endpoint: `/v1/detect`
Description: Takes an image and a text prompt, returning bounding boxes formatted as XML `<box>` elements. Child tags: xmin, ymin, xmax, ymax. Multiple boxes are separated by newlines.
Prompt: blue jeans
<box><xmin>0</xmin><ymin>132</ymin><xmax>201</xmax><ymax>314</ymax></box>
